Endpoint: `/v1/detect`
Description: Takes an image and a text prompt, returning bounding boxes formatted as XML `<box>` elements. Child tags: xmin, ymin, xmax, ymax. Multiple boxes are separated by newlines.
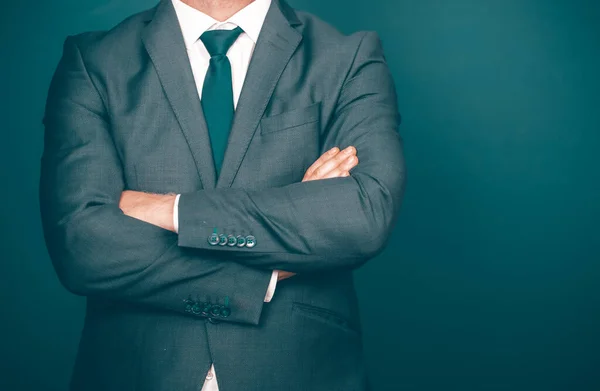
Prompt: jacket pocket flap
<box><xmin>260</xmin><ymin>102</ymin><xmax>321</xmax><ymax>134</ymax></box>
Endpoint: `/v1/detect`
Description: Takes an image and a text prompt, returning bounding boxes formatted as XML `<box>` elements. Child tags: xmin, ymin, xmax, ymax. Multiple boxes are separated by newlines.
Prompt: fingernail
<box><xmin>330</xmin><ymin>147</ymin><xmax>340</xmax><ymax>154</ymax></box>
<box><xmin>344</xmin><ymin>146</ymin><xmax>355</xmax><ymax>154</ymax></box>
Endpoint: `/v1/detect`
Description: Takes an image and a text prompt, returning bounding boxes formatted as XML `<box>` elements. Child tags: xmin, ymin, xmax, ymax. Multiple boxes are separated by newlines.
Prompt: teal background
<box><xmin>1</xmin><ymin>0</ymin><xmax>599</xmax><ymax>390</ymax></box>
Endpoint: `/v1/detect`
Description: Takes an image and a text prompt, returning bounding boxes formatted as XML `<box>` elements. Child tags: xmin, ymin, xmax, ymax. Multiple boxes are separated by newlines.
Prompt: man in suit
<box><xmin>39</xmin><ymin>0</ymin><xmax>405</xmax><ymax>389</ymax></box>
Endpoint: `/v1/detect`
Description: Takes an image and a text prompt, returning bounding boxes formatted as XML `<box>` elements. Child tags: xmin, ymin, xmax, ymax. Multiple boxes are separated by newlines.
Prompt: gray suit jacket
<box><xmin>40</xmin><ymin>0</ymin><xmax>405</xmax><ymax>390</ymax></box>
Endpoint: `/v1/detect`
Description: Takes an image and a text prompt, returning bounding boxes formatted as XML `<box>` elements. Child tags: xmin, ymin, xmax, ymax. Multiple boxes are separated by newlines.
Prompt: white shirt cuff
<box><xmin>173</xmin><ymin>194</ymin><xmax>181</xmax><ymax>234</ymax></box>
<box><xmin>264</xmin><ymin>270</ymin><xmax>279</xmax><ymax>303</ymax></box>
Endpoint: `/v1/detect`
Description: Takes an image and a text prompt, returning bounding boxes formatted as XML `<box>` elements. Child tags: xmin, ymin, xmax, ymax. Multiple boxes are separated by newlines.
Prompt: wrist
<box><xmin>149</xmin><ymin>193</ymin><xmax>177</xmax><ymax>232</ymax></box>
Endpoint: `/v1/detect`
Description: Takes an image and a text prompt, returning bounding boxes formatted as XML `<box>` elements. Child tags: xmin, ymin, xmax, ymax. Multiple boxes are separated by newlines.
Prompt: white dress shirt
<box><xmin>170</xmin><ymin>0</ymin><xmax>276</xmax><ymax>390</ymax></box>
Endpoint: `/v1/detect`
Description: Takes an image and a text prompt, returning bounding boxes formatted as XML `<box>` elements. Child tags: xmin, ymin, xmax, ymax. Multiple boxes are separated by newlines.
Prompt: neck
<box><xmin>180</xmin><ymin>0</ymin><xmax>255</xmax><ymax>21</ymax></box>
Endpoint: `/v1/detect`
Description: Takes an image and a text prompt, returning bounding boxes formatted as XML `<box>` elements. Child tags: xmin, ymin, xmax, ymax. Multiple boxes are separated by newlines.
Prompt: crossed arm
<box><xmin>40</xmin><ymin>31</ymin><xmax>404</xmax><ymax>326</ymax></box>
<box><xmin>119</xmin><ymin>145</ymin><xmax>361</xmax><ymax>281</ymax></box>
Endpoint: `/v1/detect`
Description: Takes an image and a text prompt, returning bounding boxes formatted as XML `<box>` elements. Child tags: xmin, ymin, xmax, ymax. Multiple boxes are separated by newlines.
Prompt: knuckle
<box><xmin>328</xmin><ymin>168</ymin><xmax>342</xmax><ymax>177</ymax></box>
<box><xmin>342</xmin><ymin>157</ymin><xmax>356</xmax><ymax>167</ymax></box>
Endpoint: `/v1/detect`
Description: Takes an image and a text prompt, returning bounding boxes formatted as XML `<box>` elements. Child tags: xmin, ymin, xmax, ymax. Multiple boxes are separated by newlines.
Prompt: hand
<box><xmin>302</xmin><ymin>146</ymin><xmax>358</xmax><ymax>182</ymax></box>
<box><xmin>277</xmin><ymin>270</ymin><xmax>297</xmax><ymax>281</ymax></box>
<box><xmin>277</xmin><ymin>147</ymin><xmax>360</xmax><ymax>281</ymax></box>
<box><xmin>119</xmin><ymin>190</ymin><xmax>177</xmax><ymax>232</ymax></box>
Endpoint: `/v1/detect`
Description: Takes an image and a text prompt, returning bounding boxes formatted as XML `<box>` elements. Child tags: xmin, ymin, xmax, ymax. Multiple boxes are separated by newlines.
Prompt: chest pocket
<box><xmin>237</xmin><ymin>102</ymin><xmax>321</xmax><ymax>189</ymax></box>
<box><xmin>260</xmin><ymin>101</ymin><xmax>321</xmax><ymax>134</ymax></box>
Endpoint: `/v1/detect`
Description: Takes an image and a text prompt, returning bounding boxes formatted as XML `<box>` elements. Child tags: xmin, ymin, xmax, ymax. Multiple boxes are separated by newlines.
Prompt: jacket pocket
<box><xmin>260</xmin><ymin>102</ymin><xmax>321</xmax><ymax>134</ymax></box>
<box><xmin>292</xmin><ymin>301</ymin><xmax>360</xmax><ymax>336</ymax></box>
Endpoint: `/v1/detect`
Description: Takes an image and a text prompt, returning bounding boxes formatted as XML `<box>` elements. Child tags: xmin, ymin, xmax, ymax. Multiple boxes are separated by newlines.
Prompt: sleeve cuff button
<box><xmin>236</xmin><ymin>235</ymin><xmax>247</xmax><ymax>247</ymax></box>
<box><xmin>208</xmin><ymin>233</ymin><xmax>219</xmax><ymax>246</ymax></box>
<box><xmin>245</xmin><ymin>235</ymin><xmax>256</xmax><ymax>248</ymax></box>
<box><xmin>227</xmin><ymin>235</ymin><xmax>237</xmax><ymax>246</ymax></box>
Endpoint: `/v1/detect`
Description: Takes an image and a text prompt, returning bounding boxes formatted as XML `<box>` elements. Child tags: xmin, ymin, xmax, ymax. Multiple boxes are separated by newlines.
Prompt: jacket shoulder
<box><xmin>294</xmin><ymin>9</ymin><xmax>376</xmax><ymax>52</ymax></box>
<box><xmin>291</xmin><ymin>8</ymin><xmax>384</xmax><ymax>85</ymax></box>
<box><xmin>65</xmin><ymin>5</ymin><xmax>156</xmax><ymax>59</ymax></box>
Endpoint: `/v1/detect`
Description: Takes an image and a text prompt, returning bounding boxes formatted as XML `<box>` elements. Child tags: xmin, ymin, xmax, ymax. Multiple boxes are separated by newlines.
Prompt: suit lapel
<box><xmin>216</xmin><ymin>0</ymin><xmax>303</xmax><ymax>188</ymax></box>
<box><xmin>142</xmin><ymin>0</ymin><xmax>217</xmax><ymax>189</ymax></box>
<box><xmin>141</xmin><ymin>0</ymin><xmax>302</xmax><ymax>190</ymax></box>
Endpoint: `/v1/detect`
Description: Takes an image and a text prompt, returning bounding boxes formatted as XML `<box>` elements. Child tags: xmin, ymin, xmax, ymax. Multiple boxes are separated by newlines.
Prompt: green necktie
<box><xmin>200</xmin><ymin>26</ymin><xmax>244</xmax><ymax>177</ymax></box>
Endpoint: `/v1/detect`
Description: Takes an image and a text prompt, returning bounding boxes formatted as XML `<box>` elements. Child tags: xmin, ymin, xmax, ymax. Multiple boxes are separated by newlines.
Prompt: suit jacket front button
<box><xmin>218</xmin><ymin>234</ymin><xmax>228</xmax><ymax>246</ymax></box>
<box><xmin>236</xmin><ymin>235</ymin><xmax>247</xmax><ymax>247</ymax></box>
<box><xmin>245</xmin><ymin>235</ymin><xmax>256</xmax><ymax>248</ymax></box>
<box><xmin>208</xmin><ymin>233</ymin><xmax>219</xmax><ymax>246</ymax></box>
<box><xmin>227</xmin><ymin>235</ymin><xmax>237</xmax><ymax>247</ymax></box>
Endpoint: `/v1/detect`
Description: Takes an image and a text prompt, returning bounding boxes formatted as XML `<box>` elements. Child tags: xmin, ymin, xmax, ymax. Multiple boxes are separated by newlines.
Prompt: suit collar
<box><xmin>142</xmin><ymin>0</ymin><xmax>303</xmax><ymax>189</ymax></box>
<box><xmin>142</xmin><ymin>0</ymin><xmax>218</xmax><ymax>188</ymax></box>
<box><xmin>171</xmin><ymin>0</ymin><xmax>273</xmax><ymax>47</ymax></box>
<box><xmin>215</xmin><ymin>0</ymin><xmax>302</xmax><ymax>188</ymax></box>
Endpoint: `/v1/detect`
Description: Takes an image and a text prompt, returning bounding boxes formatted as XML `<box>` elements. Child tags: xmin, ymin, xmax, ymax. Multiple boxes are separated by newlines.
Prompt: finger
<box><xmin>311</xmin><ymin>146</ymin><xmax>356</xmax><ymax>179</ymax></box>
<box><xmin>339</xmin><ymin>154</ymin><xmax>359</xmax><ymax>171</ymax></box>
<box><xmin>319</xmin><ymin>156</ymin><xmax>358</xmax><ymax>179</ymax></box>
<box><xmin>304</xmin><ymin>147</ymin><xmax>340</xmax><ymax>178</ymax></box>
<box><xmin>303</xmin><ymin>146</ymin><xmax>357</xmax><ymax>182</ymax></box>
<box><xmin>307</xmin><ymin>147</ymin><xmax>340</xmax><ymax>173</ymax></box>
<box><xmin>319</xmin><ymin>168</ymin><xmax>348</xmax><ymax>180</ymax></box>
<box><xmin>319</xmin><ymin>155</ymin><xmax>359</xmax><ymax>179</ymax></box>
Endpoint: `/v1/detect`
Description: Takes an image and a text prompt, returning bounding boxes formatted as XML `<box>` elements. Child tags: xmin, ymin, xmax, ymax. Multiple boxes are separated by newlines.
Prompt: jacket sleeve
<box><xmin>177</xmin><ymin>31</ymin><xmax>405</xmax><ymax>273</ymax></box>
<box><xmin>39</xmin><ymin>35</ymin><xmax>272</xmax><ymax>326</ymax></box>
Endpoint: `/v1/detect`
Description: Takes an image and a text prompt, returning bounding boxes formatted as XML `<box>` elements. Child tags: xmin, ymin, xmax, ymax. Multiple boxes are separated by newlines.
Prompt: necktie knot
<box><xmin>200</xmin><ymin>26</ymin><xmax>244</xmax><ymax>57</ymax></box>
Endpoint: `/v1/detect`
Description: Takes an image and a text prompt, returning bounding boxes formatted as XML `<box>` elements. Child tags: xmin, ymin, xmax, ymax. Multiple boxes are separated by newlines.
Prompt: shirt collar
<box><xmin>171</xmin><ymin>0</ymin><xmax>272</xmax><ymax>48</ymax></box>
